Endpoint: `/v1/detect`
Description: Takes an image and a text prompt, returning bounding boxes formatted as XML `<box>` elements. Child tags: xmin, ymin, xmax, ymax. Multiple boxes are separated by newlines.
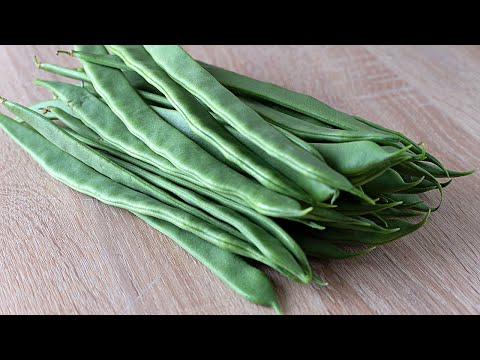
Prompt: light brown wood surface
<box><xmin>0</xmin><ymin>45</ymin><xmax>479</xmax><ymax>315</ymax></box>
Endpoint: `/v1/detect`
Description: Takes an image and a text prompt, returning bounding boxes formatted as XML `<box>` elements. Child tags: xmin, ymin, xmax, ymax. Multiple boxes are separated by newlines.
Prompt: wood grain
<box><xmin>0</xmin><ymin>45</ymin><xmax>479</xmax><ymax>315</ymax></box>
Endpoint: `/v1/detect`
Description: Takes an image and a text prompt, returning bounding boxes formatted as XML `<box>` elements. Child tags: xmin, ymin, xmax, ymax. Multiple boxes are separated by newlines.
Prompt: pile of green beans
<box><xmin>1</xmin><ymin>45</ymin><xmax>475</xmax><ymax>314</ymax></box>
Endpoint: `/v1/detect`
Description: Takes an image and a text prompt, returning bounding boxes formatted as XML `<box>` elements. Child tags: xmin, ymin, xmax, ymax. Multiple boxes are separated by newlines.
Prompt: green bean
<box><xmin>351</xmin><ymin>157</ymin><xmax>414</xmax><ymax>187</ymax></box>
<box><xmin>57</xmin><ymin>49</ymin><xmax>131</xmax><ymax>71</ymax></box>
<box><xmin>134</xmin><ymin>212</ymin><xmax>281</xmax><ymax>313</ymax></box>
<box><xmin>197</xmin><ymin>61</ymin><xmax>375</xmax><ymax>131</ymax></box>
<box><xmin>223</xmin><ymin>123</ymin><xmax>338</xmax><ymax>204</ymax></box>
<box><xmin>35</xmin><ymin>79</ymin><xmax>199</xmax><ymax>183</ymax></box>
<box><xmin>150</xmin><ymin>106</ymin><xmax>325</xmax><ymax>201</ymax></box>
<box><xmin>47</xmin><ymin>99</ymin><xmax>311</xmax><ymax>281</ymax></box>
<box><xmin>394</xmin><ymin>162</ymin><xmax>444</xmax><ymax>209</ymax></box>
<box><xmin>379</xmin><ymin>208</ymin><xmax>424</xmax><ymax>218</ymax></box>
<box><xmin>302</xmin><ymin>207</ymin><xmax>398</xmax><ymax>234</ymax></box>
<box><xmin>297</xmin><ymin>239</ymin><xmax>376</xmax><ymax>259</ymax></box>
<box><xmin>268</xmin><ymin>103</ymin><xmax>333</xmax><ymax>128</ymax></box>
<box><xmin>335</xmin><ymin>199</ymin><xmax>404</xmax><ymax>216</ymax></box>
<box><xmin>289</xmin><ymin>219</ymin><xmax>326</xmax><ymax>231</ymax></box>
<box><xmin>395</xmin><ymin>173</ymin><xmax>452</xmax><ymax>194</ymax></box>
<box><xmin>38</xmin><ymin>59</ymin><xmax>174</xmax><ymax>109</ymax></box>
<box><xmin>108</xmin><ymin>156</ymin><xmax>309</xmax><ymax>283</ymax></box>
<box><xmin>298</xmin><ymin>211</ymin><xmax>430</xmax><ymax>246</ymax></box>
<box><xmin>402</xmin><ymin>174</ymin><xmax>447</xmax><ymax>188</ymax></box>
<box><xmin>64</xmin><ymin>47</ymin><xmax>307</xmax><ymax>200</ymax></box>
<box><xmin>0</xmin><ymin>113</ymin><xmax>281</xmax><ymax>312</ymax></box>
<box><xmin>305</xmin><ymin>218</ymin><xmax>399</xmax><ymax>234</ymax></box>
<box><xmin>414</xmin><ymin>161</ymin><xmax>477</xmax><ymax>179</ymax></box>
<box><xmin>50</xmin><ymin>107</ymin><xmax>103</xmax><ymax>141</ymax></box>
<box><xmin>54</xmin><ymin>50</ymin><xmax>158</xmax><ymax>93</ymax></box>
<box><xmin>75</xmin><ymin>45</ymin><xmax>311</xmax><ymax>218</ymax></box>
<box><xmin>269</xmin><ymin>124</ymin><xmax>324</xmax><ymax>159</ymax></box>
<box><xmin>34</xmin><ymin>55</ymin><xmax>90</xmax><ymax>82</ymax></box>
<box><xmin>382</xmin><ymin>193</ymin><xmax>432</xmax><ymax>213</ymax></box>
<box><xmin>150</xmin><ymin>107</ymin><xmax>311</xmax><ymax>200</ymax></box>
<box><xmin>311</xmin><ymin>141</ymin><xmax>413</xmax><ymax>177</ymax></box>
<box><xmin>362</xmin><ymin>169</ymin><xmax>425</xmax><ymax>194</ymax></box>
<box><xmin>62</xmin><ymin>127</ymin><xmax>312</xmax><ymax>277</ymax></box>
<box><xmin>242</xmin><ymin>97</ymin><xmax>399</xmax><ymax>144</ymax></box>
<box><xmin>399</xmin><ymin>180</ymin><xmax>452</xmax><ymax>194</ymax></box>
<box><xmin>138</xmin><ymin>90</ymin><xmax>175</xmax><ymax>109</ymax></box>
<box><xmin>353</xmin><ymin>115</ymin><xmax>449</xmax><ymax>176</ymax></box>
<box><xmin>148</xmin><ymin>106</ymin><xmax>236</xmax><ymax>167</ymax></box>
<box><xmin>0</xmin><ymin>112</ymin><xmax>259</xmax><ymax>259</ymax></box>
<box><xmin>12</xmin><ymin>98</ymin><xmax>76</xmax><ymax>122</ymax></box>
<box><xmin>1</xmin><ymin>109</ymin><xmax>311</xmax><ymax>284</ymax></box>
<box><xmin>36</xmin><ymin>57</ymin><xmax>173</xmax><ymax>108</ymax></box>
<box><xmin>4</xmin><ymin>99</ymin><xmax>266</xmax><ymax>239</ymax></box>
<box><xmin>137</xmin><ymin>45</ymin><xmax>374</xmax><ymax>204</ymax></box>
<box><xmin>101</xmin><ymin>46</ymin><xmax>313</xmax><ymax>202</ymax></box>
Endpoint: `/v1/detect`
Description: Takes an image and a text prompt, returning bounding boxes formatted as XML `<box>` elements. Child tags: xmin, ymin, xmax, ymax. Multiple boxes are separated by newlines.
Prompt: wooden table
<box><xmin>0</xmin><ymin>45</ymin><xmax>479</xmax><ymax>315</ymax></box>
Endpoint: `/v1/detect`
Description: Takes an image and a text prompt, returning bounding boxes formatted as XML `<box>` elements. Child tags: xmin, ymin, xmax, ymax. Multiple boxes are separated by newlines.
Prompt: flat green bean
<box><xmin>297</xmin><ymin>212</ymin><xmax>430</xmax><ymax>246</ymax></box>
<box><xmin>0</xmin><ymin>112</ymin><xmax>263</xmax><ymax>261</ymax></box>
<box><xmin>198</xmin><ymin>60</ymin><xmax>450</xmax><ymax>176</ymax></box>
<box><xmin>223</xmin><ymin>123</ymin><xmax>338</xmax><ymax>204</ymax></box>
<box><xmin>415</xmin><ymin>161</ymin><xmax>477</xmax><ymax>179</ymax></box>
<box><xmin>60</xmin><ymin>125</ymin><xmax>312</xmax><ymax>278</ymax></box>
<box><xmin>242</xmin><ymin>97</ymin><xmax>399</xmax><ymax>144</ymax></box>
<box><xmin>297</xmin><ymin>239</ymin><xmax>376</xmax><ymax>259</ymax></box>
<box><xmin>76</xmin><ymin>45</ymin><xmax>311</xmax><ymax>218</ymax></box>
<box><xmin>140</xmin><ymin>45</ymin><xmax>374</xmax><ymax>204</ymax></box>
<box><xmin>197</xmin><ymin>61</ymin><xmax>375</xmax><ymax>132</ymax></box>
<box><xmin>108</xmin><ymin>156</ymin><xmax>308</xmax><ymax>283</ymax></box>
<box><xmin>46</xmin><ymin>99</ymin><xmax>311</xmax><ymax>281</ymax></box>
<box><xmin>335</xmin><ymin>199</ymin><xmax>404</xmax><ymax>216</ymax></box>
<box><xmin>104</xmin><ymin>45</ymin><xmax>311</xmax><ymax>201</ymax></box>
<box><xmin>0</xmin><ymin>113</ymin><xmax>281</xmax><ymax>312</ymax></box>
<box><xmin>311</xmin><ymin>141</ymin><xmax>413</xmax><ymax>177</ymax></box>
<box><xmin>382</xmin><ymin>193</ymin><xmax>432</xmax><ymax>213</ymax></box>
<box><xmin>135</xmin><ymin>212</ymin><xmax>281</xmax><ymax>313</ymax></box>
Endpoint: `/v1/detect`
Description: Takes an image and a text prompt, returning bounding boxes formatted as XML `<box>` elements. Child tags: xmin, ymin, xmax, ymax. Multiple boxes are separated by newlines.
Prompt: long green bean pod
<box><xmin>75</xmin><ymin>45</ymin><xmax>312</xmax><ymax>218</ymax></box>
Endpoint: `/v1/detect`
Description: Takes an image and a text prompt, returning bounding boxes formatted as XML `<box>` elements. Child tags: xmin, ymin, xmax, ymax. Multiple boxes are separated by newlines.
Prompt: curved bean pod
<box><xmin>51</xmin><ymin>107</ymin><xmax>103</xmax><ymax>141</ymax></box>
<box><xmin>315</xmin><ymin>211</ymin><xmax>430</xmax><ymax>245</ymax></box>
<box><xmin>2</xmin><ymin>101</ymin><xmax>267</xmax><ymax>245</ymax></box>
<box><xmin>101</xmin><ymin>45</ymin><xmax>309</xmax><ymax>201</ymax></box>
<box><xmin>242</xmin><ymin>98</ymin><xmax>399</xmax><ymax>144</ymax></box>
<box><xmin>197</xmin><ymin>60</ymin><xmax>375</xmax><ymax>132</ymax></box>
<box><xmin>335</xmin><ymin>199</ymin><xmax>404</xmax><ymax>216</ymax></box>
<box><xmin>0</xmin><ymin>113</ymin><xmax>264</xmax><ymax>261</ymax></box>
<box><xmin>311</xmin><ymin>141</ymin><xmax>413</xmax><ymax>177</ymax></box>
<box><xmin>62</xmin><ymin>128</ymin><xmax>312</xmax><ymax>278</ymax></box>
<box><xmin>109</xmin><ymin>156</ymin><xmax>308</xmax><ymax>283</ymax></box>
<box><xmin>381</xmin><ymin>193</ymin><xmax>432</xmax><ymax>213</ymax></box>
<box><xmin>223</xmin><ymin>123</ymin><xmax>338</xmax><ymax>204</ymax></box>
<box><xmin>76</xmin><ymin>45</ymin><xmax>311</xmax><ymax>218</ymax></box>
<box><xmin>297</xmin><ymin>239</ymin><xmax>376</xmax><ymax>259</ymax></box>
<box><xmin>134</xmin><ymin>212</ymin><xmax>281</xmax><ymax>313</ymax></box>
<box><xmin>0</xmin><ymin>113</ymin><xmax>282</xmax><ymax>312</ymax></box>
<box><xmin>9</xmin><ymin>100</ymin><xmax>309</xmax><ymax>280</ymax></box>
<box><xmin>50</xmin><ymin>103</ymin><xmax>311</xmax><ymax>281</ymax></box>
<box><xmin>415</xmin><ymin>161</ymin><xmax>477</xmax><ymax>179</ymax></box>
<box><xmin>139</xmin><ymin>45</ymin><xmax>374</xmax><ymax>204</ymax></box>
